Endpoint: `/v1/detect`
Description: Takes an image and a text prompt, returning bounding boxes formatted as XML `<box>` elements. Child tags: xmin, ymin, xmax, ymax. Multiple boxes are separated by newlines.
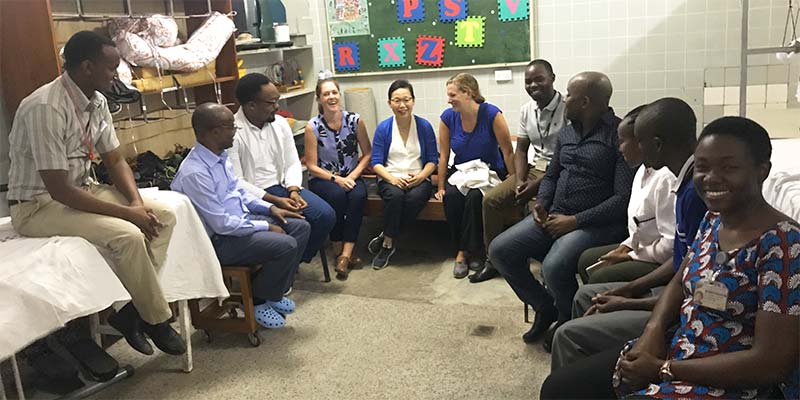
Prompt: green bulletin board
<box><xmin>326</xmin><ymin>0</ymin><xmax>533</xmax><ymax>76</ymax></box>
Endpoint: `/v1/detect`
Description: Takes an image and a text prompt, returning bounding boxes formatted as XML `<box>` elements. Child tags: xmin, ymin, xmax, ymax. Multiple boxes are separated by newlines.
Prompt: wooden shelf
<box><xmin>137</xmin><ymin>75</ymin><xmax>237</xmax><ymax>95</ymax></box>
<box><xmin>281</xmin><ymin>86</ymin><xmax>314</xmax><ymax>99</ymax></box>
<box><xmin>237</xmin><ymin>45</ymin><xmax>312</xmax><ymax>56</ymax></box>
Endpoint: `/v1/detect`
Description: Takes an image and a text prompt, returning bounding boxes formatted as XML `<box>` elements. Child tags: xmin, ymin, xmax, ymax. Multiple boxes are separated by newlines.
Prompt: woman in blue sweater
<box><xmin>368</xmin><ymin>80</ymin><xmax>438</xmax><ymax>269</ymax></box>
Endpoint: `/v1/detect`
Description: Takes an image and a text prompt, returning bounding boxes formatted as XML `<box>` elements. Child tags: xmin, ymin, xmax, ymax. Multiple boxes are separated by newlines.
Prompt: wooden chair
<box><xmin>319</xmin><ymin>248</ymin><xmax>331</xmax><ymax>282</ymax></box>
<box><xmin>189</xmin><ymin>265</ymin><xmax>263</xmax><ymax>347</ymax></box>
<box><xmin>189</xmin><ymin>248</ymin><xmax>329</xmax><ymax>347</ymax></box>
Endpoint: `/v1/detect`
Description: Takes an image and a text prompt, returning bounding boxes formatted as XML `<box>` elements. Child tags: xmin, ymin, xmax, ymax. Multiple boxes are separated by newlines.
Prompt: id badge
<box><xmin>534</xmin><ymin>158</ymin><xmax>549</xmax><ymax>172</ymax></box>
<box><xmin>694</xmin><ymin>281</ymin><xmax>729</xmax><ymax>311</ymax></box>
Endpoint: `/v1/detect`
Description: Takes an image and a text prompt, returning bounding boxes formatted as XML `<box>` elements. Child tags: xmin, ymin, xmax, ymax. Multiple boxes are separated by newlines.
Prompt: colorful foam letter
<box><xmin>397</xmin><ymin>0</ymin><xmax>425</xmax><ymax>23</ymax></box>
<box><xmin>498</xmin><ymin>0</ymin><xmax>529</xmax><ymax>22</ymax></box>
<box><xmin>455</xmin><ymin>16</ymin><xmax>485</xmax><ymax>47</ymax></box>
<box><xmin>439</xmin><ymin>0</ymin><xmax>467</xmax><ymax>23</ymax></box>
<box><xmin>416</xmin><ymin>35</ymin><xmax>445</xmax><ymax>67</ymax></box>
<box><xmin>333</xmin><ymin>42</ymin><xmax>360</xmax><ymax>72</ymax></box>
<box><xmin>378</xmin><ymin>37</ymin><xmax>406</xmax><ymax>68</ymax></box>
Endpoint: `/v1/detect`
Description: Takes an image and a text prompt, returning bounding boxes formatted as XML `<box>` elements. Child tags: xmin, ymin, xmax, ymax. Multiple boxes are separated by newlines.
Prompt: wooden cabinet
<box><xmin>0</xmin><ymin>0</ymin><xmax>241</xmax><ymax>157</ymax></box>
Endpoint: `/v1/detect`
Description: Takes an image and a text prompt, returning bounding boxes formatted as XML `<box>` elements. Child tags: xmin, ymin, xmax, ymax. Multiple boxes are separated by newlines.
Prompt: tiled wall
<box><xmin>306</xmin><ymin>0</ymin><xmax>799</xmax><ymax>134</ymax></box>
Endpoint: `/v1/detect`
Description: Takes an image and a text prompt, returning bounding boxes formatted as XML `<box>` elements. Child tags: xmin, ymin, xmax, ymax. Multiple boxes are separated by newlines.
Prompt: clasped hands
<box><xmin>616</xmin><ymin>333</ymin><xmax>666</xmax><ymax>391</ymax></box>
<box><xmin>127</xmin><ymin>202</ymin><xmax>164</xmax><ymax>241</ymax></box>
<box><xmin>388</xmin><ymin>173</ymin><xmax>427</xmax><ymax>189</ymax></box>
<box><xmin>333</xmin><ymin>174</ymin><xmax>358</xmax><ymax>191</ymax></box>
<box><xmin>532</xmin><ymin>203</ymin><xmax>577</xmax><ymax>239</ymax></box>
<box><xmin>272</xmin><ymin>190</ymin><xmax>309</xmax><ymax>212</ymax></box>
<box><xmin>267</xmin><ymin>204</ymin><xmax>305</xmax><ymax>234</ymax></box>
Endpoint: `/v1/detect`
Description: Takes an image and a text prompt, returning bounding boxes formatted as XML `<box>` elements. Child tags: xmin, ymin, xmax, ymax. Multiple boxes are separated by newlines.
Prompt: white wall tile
<box><xmin>767</xmin><ymin>84</ymin><xmax>789</xmax><ymax>103</ymax></box>
<box><xmin>308</xmin><ymin>0</ymin><xmax>794</xmax><ymax>127</ymax></box>
<box><xmin>724</xmin><ymin>86</ymin><xmax>741</xmax><ymax>104</ymax></box>
<box><xmin>746</xmin><ymin>85</ymin><xmax>767</xmax><ymax>104</ymax></box>
<box><xmin>705</xmin><ymin>87</ymin><xmax>725</xmax><ymax>105</ymax></box>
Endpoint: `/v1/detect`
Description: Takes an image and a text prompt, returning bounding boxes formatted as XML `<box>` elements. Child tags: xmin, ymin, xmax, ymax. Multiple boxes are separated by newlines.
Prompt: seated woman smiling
<box><xmin>368</xmin><ymin>80</ymin><xmax>438</xmax><ymax>270</ymax></box>
<box><xmin>540</xmin><ymin>116</ymin><xmax>800</xmax><ymax>400</ymax></box>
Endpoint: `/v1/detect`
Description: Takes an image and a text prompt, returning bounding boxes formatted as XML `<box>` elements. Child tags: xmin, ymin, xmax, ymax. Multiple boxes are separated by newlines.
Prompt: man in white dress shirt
<box><xmin>229</xmin><ymin>73</ymin><xmax>335</xmax><ymax>265</ymax></box>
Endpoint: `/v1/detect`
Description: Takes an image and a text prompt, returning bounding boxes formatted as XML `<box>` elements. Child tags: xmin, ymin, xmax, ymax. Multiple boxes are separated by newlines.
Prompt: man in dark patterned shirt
<box><xmin>489</xmin><ymin>71</ymin><xmax>635</xmax><ymax>344</ymax></box>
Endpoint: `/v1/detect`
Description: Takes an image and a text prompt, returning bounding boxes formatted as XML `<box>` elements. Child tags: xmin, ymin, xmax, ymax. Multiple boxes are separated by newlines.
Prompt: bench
<box><xmin>362</xmin><ymin>174</ymin><xmax>446</xmax><ymax>221</ymax></box>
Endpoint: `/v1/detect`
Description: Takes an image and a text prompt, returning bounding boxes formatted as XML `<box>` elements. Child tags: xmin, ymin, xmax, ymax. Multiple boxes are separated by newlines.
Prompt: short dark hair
<box><xmin>387</xmin><ymin>79</ymin><xmax>415</xmax><ymax>100</ymax></box>
<box><xmin>699</xmin><ymin>116</ymin><xmax>772</xmax><ymax>165</ymax></box>
<box><xmin>527</xmin><ymin>59</ymin><xmax>554</xmax><ymax>75</ymax></box>
<box><xmin>235</xmin><ymin>73</ymin><xmax>273</xmax><ymax>104</ymax></box>
<box><xmin>192</xmin><ymin>102</ymin><xmax>226</xmax><ymax>136</ymax></box>
<box><xmin>63</xmin><ymin>31</ymin><xmax>116</xmax><ymax>71</ymax></box>
<box><xmin>636</xmin><ymin>97</ymin><xmax>697</xmax><ymax>146</ymax></box>
<box><xmin>622</xmin><ymin>104</ymin><xmax>647</xmax><ymax>122</ymax></box>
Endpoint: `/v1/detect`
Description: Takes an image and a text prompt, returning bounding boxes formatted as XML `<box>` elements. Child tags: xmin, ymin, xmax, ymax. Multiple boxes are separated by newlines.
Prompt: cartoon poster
<box><xmin>326</xmin><ymin>0</ymin><xmax>371</xmax><ymax>37</ymax></box>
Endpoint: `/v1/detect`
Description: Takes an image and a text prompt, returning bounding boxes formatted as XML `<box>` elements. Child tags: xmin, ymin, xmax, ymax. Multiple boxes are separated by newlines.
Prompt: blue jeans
<box><xmin>265</xmin><ymin>185</ymin><xmax>335</xmax><ymax>263</ymax></box>
<box><xmin>489</xmin><ymin>215</ymin><xmax>626</xmax><ymax>321</ymax></box>
<box><xmin>211</xmin><ymin>214</ymin><xmax>310</xmax><ymax>301</ymax></box>
<box><xmin>308</xmin><ymin>177</ymin><xmax>366</xmax><ymax>243</ymax></box>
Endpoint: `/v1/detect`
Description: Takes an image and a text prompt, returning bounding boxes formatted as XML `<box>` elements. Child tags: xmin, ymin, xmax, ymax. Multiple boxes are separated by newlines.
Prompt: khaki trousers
<box><xmin>10</xmin><ymin>184</ymin><xmax>176</xmax><ymax>324</ymax></box>
<box><xmin>482</xmin><ymin>168</ymin><xmax>545</xmax><ymax>248</ymax></box>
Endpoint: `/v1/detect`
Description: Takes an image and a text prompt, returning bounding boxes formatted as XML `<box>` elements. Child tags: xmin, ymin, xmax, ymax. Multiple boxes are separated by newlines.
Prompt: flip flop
<box><xmin>254</xmin><ymin>304</ymin><xmax>286</xmax><ymax>329</ymax></box>
<box><xmin>267</xmin><ymin>297</ymin><xmax>296</xmax><ymax>315</ymax></box>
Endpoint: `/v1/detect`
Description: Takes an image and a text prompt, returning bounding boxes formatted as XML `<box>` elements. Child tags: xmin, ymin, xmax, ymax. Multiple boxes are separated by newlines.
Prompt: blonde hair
<box><xmin>446</xmin><ymin>73</ymin><xmax>485</xmax><ymax>103</ymax></box>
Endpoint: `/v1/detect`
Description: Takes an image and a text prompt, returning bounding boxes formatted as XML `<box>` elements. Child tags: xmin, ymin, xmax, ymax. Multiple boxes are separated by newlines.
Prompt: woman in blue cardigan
<box><xmin>368</xmin><ymin>80</ymin><xmax>439</xmax><ymax>269</ymax></box>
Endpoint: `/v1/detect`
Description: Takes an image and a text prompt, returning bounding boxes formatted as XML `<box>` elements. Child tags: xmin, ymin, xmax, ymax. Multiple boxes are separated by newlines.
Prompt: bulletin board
<box><xmin>325</xmin><ymin>0</ymin><xmax>533</xmax><ymax>76</ymax></box>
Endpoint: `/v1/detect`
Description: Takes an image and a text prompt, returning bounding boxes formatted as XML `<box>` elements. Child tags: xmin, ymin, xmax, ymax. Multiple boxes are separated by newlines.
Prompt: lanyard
<box><xmin>533</xmin><ymin>92</ymin><xmax>561</xmax><ymax>150</ymax></box>
<box><xmin>61</xmin><ymin>77</ymin><xmax>96</xmax><ymax>161</ymax></box>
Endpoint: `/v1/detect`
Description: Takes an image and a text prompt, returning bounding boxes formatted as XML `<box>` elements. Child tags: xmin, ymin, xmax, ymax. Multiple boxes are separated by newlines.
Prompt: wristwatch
<box><xmin>329</xmin><ymin>174</ymin><xmax>336</xmax><ymax>181</ymax></box>
<box><xmin>658</xmin><ymin>359</ymin><xmax>674</xmax><ymax>382</ymax></box>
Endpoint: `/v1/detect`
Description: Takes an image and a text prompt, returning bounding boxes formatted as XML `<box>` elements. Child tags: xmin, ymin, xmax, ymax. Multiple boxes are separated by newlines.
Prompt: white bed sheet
<box><xmin>0</xmin><ymin>189</ymin><xmax>229</xmax><ymax>360</ymax></box>
<box><xmin>0</xmin><ymin>230</ymin><xmax>130</xmax><ymax>360</ymax></box>
<box><xmin>765</xmin><ymin>138</ymin><xmax>800</xmax><ymax>221</ymax></box>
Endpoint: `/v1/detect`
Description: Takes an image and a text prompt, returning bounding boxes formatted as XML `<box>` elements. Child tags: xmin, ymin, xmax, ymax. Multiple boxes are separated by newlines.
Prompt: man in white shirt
<box><xmin>473</xmin><ymin>59</ymin><xmax>568</xmax><ymax>283</ymax></box>
<box><xmin>229</xmin><ymin>73</ymin><xmax>335</xmax><ymax>265</ymax></box>
<box><xmin>576</xmin><ymin>105</ymin><xmax>676</xmax><ymax>285</ymax></box>
<box><xmin>7</xmin><ymin>31</ymin><xmax>184</xmax><ymax>356</ymax></box>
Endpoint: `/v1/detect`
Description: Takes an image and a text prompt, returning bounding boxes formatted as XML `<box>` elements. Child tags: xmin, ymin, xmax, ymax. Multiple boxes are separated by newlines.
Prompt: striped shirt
<box><xmin>8</xmin><ymin>73</ymin><xmax>119</xmax><ymax>201</ymax></box>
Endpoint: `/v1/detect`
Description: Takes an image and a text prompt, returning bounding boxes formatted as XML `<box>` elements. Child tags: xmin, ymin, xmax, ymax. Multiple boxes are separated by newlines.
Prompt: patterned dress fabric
<box><xmin>309</xmin><ymin>111</ymin><xmax>361</xmax><ymax>178</ymax></box>
<box><xmin>613</xmin><ymin>212</ymin><xmax>800</xmax><ymax>399</ymax></box>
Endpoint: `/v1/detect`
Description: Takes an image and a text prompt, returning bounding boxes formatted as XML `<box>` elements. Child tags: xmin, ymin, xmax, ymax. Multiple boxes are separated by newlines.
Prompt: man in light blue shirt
<box><xmin>172</xmin><ymin>103</ymin><xmax>310</xmax><ymax>329</ymax></box>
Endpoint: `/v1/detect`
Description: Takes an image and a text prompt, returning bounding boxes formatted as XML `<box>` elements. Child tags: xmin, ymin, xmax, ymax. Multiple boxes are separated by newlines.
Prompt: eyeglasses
<box><xmin>390</xmin><ymin>97</ymin><xmax>414</xmax><ymax>105</ymax></box>
<box><xmin>254</xmin><ymin>97</ymin><xmax>281</xmax><ymax>107</ymax></box>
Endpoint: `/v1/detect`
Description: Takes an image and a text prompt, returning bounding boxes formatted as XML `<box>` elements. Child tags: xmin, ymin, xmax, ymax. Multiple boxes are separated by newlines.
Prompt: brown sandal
<box><xmin>335</xmin><ymin>256</ymin><xmax>350</xmax><ymax>280</ymax></box>
<box><xmin>348</xmin><ymin>256</ymin><xmax>362</xmax><ymax>269</ymax></box>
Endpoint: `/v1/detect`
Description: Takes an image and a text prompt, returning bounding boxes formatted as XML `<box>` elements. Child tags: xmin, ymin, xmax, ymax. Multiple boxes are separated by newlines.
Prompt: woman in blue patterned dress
<box><xmin>540</xmin><ymin>116</ymin><xmax>799</xmax><ymax>399</ymax></box>
<box><xmin>304</xmin><ymin>78</ymin><xmax>372</xmax><ymax>280</ymax></box>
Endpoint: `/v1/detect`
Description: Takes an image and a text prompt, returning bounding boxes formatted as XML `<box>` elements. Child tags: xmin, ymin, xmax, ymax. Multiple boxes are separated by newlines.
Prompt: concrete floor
<box><xmin>88</xmin><ymin>218</ymin><xmax>551</xmax><ymax>399</ymax></box>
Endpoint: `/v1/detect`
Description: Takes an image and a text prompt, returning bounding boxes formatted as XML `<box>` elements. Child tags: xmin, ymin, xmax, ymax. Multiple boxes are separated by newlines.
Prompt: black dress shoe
<box><xmin>108</xmin><ymin>303</ymin><xmax>154</xmax><ymax>355</ymax></box>
<box><xmin>469</xmin><ymin>263</ymin><xmax>500</xmax><ymax>283</ymax></box>
<box><xmin>522</xmin><ymin>304</ymin><xmax>558</xmax><ymax>343</ymax></box>
<box><xmin>143</xmin><ymin>321</ymin><xmax>186</xmax><ymax>355</ymax></box>
<box><xmin>26</xmin><ymin>339</ymin><xmax>85</xmax><ymax>395</ymax></box>
<box><xmin>66</xmin><ymin>338</ymin><xmax>119</xmax><ymax>382</ymax></box>
<box><xmin>542</xmin><ymin>320</ymin><xmax>565</xmax><ymax>353</ymax></box>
